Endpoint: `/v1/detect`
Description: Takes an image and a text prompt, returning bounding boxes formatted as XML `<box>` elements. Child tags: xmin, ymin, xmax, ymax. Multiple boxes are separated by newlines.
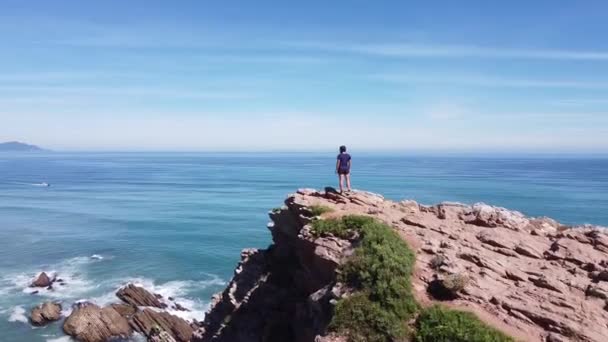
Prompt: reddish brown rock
<box><xmin>30</xmin><ymin>272</ymin><xmax>54</xmax><ymax>288</ymax></box>
<box><xmin>130</xmin><ymin>308</ymin><xmax>193</xmax><ymax>342</ymax></box>
<box><xmin>63</xmin><ymin>302</ymin><xmax>132</xmax><ymax>342</ymax></box>
<box><xmin>149</xmin><ymin>326</ymin><xmax>179</xmax><ymax>342</ymax></box>
<box><xmin>116</xmin><ymin>284</ymin><xmax>167</xmax><ymax>308</ymax></box>
<box><xmin>193</xmin><ymin>189</ymin><xmax>608</xmax><ymax>342</ymax></box>
<box><xmin>111</xmin><ymin>303</ymin><xmax>137</xmax><ymax>318</ymax></box>
<box><xmin>30</xmin><ymin>301</ymin><xmax>62</xmax><ymax>326</ymax></box>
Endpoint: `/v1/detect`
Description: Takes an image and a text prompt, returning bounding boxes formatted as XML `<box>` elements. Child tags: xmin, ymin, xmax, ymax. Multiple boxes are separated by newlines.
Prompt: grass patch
<box><xmin>310</xmin><ymin>215</ymin><xmax>374</xmax><ymax>239</ymax></box>
<box><xmin>415</xmin><ymin>306</ymin><xmax>514</xmax><ymax>342</ymax></box>
<box><xmin>330</xmin><ymin>293</ymin><xmax>405</xmax><ymax>342</ymax></box>
<box><xmin>315</xmin><ymin>215</ymin><xmax>417</xmax><ymax>341</ymax></box>
<box><xmin>313</xmin><ymin>215</ymin><xmax>515</xmax><ymax>342</ymax></box>
<box><xmin>308</xmin><ymin>204</ymin><xmax>334</xmax><ymax>217</ymax></box>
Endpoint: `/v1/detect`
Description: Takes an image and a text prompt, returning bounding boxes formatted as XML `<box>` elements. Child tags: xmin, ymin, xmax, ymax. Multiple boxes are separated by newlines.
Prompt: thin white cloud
<box><xmin>371</xmin><ymin>73</ymin><xmax>608</xmax><ymax>89</ymax></box>
<box><xmin>0</xmin><ymin>85</ymin><xmax>258</xmax><ymax>100</ymax></box>
<box><xmin>549</xmin><ymin>99</ymin><xmax>608</xmax><ymax>107</ymax></box>
<box><xmin>287</xmin><ymin>41</ymin><xmax>608</xmax><ymax>61</ymax></box>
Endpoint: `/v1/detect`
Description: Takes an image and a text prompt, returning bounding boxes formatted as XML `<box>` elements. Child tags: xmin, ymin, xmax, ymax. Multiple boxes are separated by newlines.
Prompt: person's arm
<box><xmin>336</xmin><ymin>158</ymin><xmax>341</xmax><ymax>173</ymax></box>
<box><xmin>348</xmin><ymin>159</ymin><xmax>351</xmax><ymax>170</ymax></box>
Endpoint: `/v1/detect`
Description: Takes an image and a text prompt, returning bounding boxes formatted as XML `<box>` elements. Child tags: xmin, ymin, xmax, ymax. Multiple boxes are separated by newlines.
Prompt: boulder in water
<box><xmin>30</xmin><ymin>301</ymin><xmax>62</xmax><ymax>326</ymax></box>
<box><xmin>30</xmin><ymin>272</ymin><xmax>54</xmax><ymax>287</ymax></box>
<box><xmin>63</xmin><ymin>302</ymin><xmax>132</xmax><ymax>342</ymax></box>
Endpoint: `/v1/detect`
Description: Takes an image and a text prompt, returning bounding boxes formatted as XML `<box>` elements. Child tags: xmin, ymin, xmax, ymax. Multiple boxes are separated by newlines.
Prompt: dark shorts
<box><xmin>338</xmin><ymin>169</ymin><xmax>350</xmax><ymax>175</ymax></box>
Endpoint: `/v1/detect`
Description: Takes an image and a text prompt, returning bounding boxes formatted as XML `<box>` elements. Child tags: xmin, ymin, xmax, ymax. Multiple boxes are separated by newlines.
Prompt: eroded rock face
<box><xmin>63</xmin><ymin>302</ymin><xmax>132</xmax><ymax>342</ymax></box>
<box><xmin>30</xmin><ymin>301</ymin><xmax>62</xmax><ymax>326</ymax></box>
<box><xmin>110</xmin><ymin>303</ymin><xmax>137</xmax><ymax>318</ymax></box>
<box><xmin>116</xmin><ymin>284</ymin><xmax>167</xmax><ymax>308</ymax></box>
<box><xmin>149</xmin><ymin>326</ymin><xmax>179</xmax><ymax>342</ymax></box>
<box><xmin>130</xmin><ymin>308</ymin><xmax>194</xmax><ymax>342</ymax></box>
<box><xmin>194</xmin><ymin>189</ymin><xmax>608</xmax><ymax>342</ymax></box>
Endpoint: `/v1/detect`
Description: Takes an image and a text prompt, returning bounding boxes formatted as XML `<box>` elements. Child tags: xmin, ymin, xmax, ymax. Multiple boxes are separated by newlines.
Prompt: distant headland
<box><xmin>0</xmin><ymin>141</ymin><xmax>47</xmax><ymax>152</ymax></box>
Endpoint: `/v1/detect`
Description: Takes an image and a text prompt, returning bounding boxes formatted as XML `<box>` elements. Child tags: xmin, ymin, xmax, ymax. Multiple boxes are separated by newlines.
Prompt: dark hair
<box><xmin>339</xmin><ymin>145</ymin><xmax>347</xmax><ymax>153</ymax></box>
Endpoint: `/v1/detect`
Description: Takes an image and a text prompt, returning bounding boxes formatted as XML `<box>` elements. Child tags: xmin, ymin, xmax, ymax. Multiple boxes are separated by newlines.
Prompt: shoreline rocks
<box><xmin>116</xmin><ymin>284</ymin><xmax>167</xmax><ymax>308</ymax></box>
<box><xmin>63</xmin><ymin>302</ymin><xmax>132</xmax><ymax>342</ymax></box>
<box><xmin>30</xmin><ymin>301</ymin><xmax>62</xmax><ymax>326</ymax></box>
<box><xmin>131</xmin><ymin>308</ymin><xmax>194</xmax><ymax>342</ymax></box>
<box><xmin>57</xmin><ymin>283</ymin><xmax>196</xmax><ymax>342</ymax></box>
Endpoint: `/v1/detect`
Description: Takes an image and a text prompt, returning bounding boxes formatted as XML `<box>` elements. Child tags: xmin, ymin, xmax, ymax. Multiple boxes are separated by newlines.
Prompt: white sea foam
<box><xmin>130</xmin><ymin>332</ymin><xmax>147</xmax><ymax>342</ymax></box>
<box><xmin>114</xmin><ymin>275</ymin><xmax>225</xmax><ymax>322</ymax></box>
<box><xmin>2</xmin><ymin>254</ymin><xmax>224</xmax><ymax>327</ymax></box>
<box><xmin>1</xmin><ymin>255</ymin><xmax>107</xmax><ymax>300</ymax></box>
<box><xmin>8</xmin><ymin>305</ymin><xmax>28</xmax><ymax>323</ymax></box>
<box><xmin>46</xmin><ymin>337</ymin><xmax>73</xmax><ymax>342</ymax></box>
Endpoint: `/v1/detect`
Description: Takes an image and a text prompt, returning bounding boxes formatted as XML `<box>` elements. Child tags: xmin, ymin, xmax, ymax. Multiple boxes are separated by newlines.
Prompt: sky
<box><xmin>1</xmin><ymin>0</ymin><xmax>607</xmax><ymax>152</ymax></box>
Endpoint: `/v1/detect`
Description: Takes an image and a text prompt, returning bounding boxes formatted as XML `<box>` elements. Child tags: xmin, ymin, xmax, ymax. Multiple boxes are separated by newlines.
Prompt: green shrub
<box><xmin>339</xmin><ymin>219</ymin><xmax>418</xmax><ymax>319</ymax></box>
<box><xmin>330</xmin><ymin>293</ymin><xmax>405</xmax><ymax>342</ymax></box>
<box><xmin>319</xmin><ymin>216</ymin><xmax>417</xmax><ymax>341</ymax></box>
<box><xmin>442</xmin><ymin>274</ymin><xmax>469</xmax><ymax>294</ymax></box>
<box><xmin>415</xmin><ymin>306</ymin><xmax>514</xmax><ymax>342</ymax></box>
<box><xmin>309</xmin><ymin>204</ymin><xmax>334</xmax><ymax>217</ymax></box>
<box><xmin>311</xmin><ymin>218</ymin><xmax>352</xmax><ymax>238</ymax></box>
<box><xmin>310</xmin><ymin>215</ymin><xmax>374</xmax><ymax>239</ymax></box>
<box><xmin>315</xmin><ymin>216</ymin><xmax>515</xmax><ymax>342</ymax></box>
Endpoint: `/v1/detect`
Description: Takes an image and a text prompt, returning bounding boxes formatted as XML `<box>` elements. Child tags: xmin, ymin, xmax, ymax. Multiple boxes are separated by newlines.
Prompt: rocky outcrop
<box><xmin>150</xmin><ymin>326</ymin><xmax>179</xmax><ymax>342</ymax></box>
<box><xmin>110</xmin><ymin>303</ymin><xmax>137</xmax><ymax>318</ymax></box>
<box><xmin>30</xmin><ymin>301</ymin><xmax>62</xmax><ymax>325</ymax></box>
<box><xmin>54</xmin><ymin>281</ymin><xmax>198</xmax><ymax>341</ymax></box>
<box><xmin>63</xmin><ymin>302</ymin><xmax>132</xmax><ymax>342</ymax></box>
<box><xmin>30</xmin><ymin>272</ymin><xmax>54</xmax><ymax>287</ymax></box>
<box><xmin>194</xmin><ymin>189</ymin><xmax>608</xmax><ymax>342</ymax></box>
<box><xmin>116</xmin><ymin>284</ymin><xmax>167</xmax><ymax>308</ymax></box>
<box><xmin>131</xmin><ymin>308</ymin><xmax>194</xmax><ymax>342</ymax></box>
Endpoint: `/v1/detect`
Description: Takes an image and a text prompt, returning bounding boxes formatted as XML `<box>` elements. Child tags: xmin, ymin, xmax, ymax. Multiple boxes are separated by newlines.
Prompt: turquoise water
<box><xmin>1</xmin><ymin>152</ymin><xmax>608</xmax><ymax>341</ymax></box>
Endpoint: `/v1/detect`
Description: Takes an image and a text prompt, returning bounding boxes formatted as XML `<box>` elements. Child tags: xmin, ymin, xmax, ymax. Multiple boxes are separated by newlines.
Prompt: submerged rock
<box><xmin>30</xmin><ymin>301</ymin><xmax>62</xmax><ymax>326</ymax></box>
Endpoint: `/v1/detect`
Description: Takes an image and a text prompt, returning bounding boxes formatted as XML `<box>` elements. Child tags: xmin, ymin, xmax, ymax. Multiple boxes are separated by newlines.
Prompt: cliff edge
<box><xmin>193</xmin><ymin>188</ymin><xmax>608</xmax><ymax>342</ymax></box>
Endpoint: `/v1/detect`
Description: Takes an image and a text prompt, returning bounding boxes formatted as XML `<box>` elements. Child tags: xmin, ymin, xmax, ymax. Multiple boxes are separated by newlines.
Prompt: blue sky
<box><xmin>1</xmin><ymin>0</ymin><xmax>607</xmax><ymax>152</ymax></box>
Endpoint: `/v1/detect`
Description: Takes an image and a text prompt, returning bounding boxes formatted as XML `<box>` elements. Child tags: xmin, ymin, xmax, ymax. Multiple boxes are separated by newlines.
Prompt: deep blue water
<box><xmin>1</xmin><ymin>152</ymin><xmax>607</xmax><ymax>341</ymax></box>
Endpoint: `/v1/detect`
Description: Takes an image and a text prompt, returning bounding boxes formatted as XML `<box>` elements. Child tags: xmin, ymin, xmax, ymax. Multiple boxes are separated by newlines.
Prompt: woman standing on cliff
<box><xmin>336</xmin><ymin>145</ymin><xmax>352</xmax><ymax>193</ymax></box>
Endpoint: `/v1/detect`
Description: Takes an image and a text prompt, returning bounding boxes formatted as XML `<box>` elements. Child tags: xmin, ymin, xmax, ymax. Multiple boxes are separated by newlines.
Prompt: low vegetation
<box><xmin>308</xmin><ymin>204</ymin><xmax>334</xmax><ymax>217</ymax></box>
<box><xmin>441</xmin><ymin>273</ymin><xmax>470</xmax><ymax>295</ymax></box>
<box><xmin>415</xmin><ymin>306</ymin><xmax>514</xmax><ymax>342</ymax></box>
<box><xmin>311</xmin><ymin>215</ymin><xmax>514</xmax><ymax>342</ymax></box>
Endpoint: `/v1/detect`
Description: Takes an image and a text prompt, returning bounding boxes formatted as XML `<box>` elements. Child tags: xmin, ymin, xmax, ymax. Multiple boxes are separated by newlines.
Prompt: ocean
<box><xmin>1</xmin><ymin>152</ymin><xmax>607</xmax><ymax>341</ymax></box>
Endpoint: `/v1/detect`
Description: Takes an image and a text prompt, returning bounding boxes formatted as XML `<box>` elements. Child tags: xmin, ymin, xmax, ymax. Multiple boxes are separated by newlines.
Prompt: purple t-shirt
<box><xmin>337</xmin><ymin>153</ymin><xmax>351</xmax><ymax>171</ymax></box>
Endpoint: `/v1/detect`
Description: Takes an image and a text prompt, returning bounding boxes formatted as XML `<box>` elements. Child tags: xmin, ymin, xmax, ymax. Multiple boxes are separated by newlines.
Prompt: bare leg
<box><xmin>346</xmin><ymin>174</ymin><xmax>352</xmax><ymax>191</ymax></box>
<box><xmin>338</xmin><ymin>174</ymin><xmax>345</xmax><ymax>193</ymax></box>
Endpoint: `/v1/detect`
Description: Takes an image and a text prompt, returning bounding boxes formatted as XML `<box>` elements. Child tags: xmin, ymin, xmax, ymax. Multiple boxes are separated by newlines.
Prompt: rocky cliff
<box><xmin>193</xmin><ymin>188</ymin><xmax>608</xmax><ymax>342</ymax></box>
